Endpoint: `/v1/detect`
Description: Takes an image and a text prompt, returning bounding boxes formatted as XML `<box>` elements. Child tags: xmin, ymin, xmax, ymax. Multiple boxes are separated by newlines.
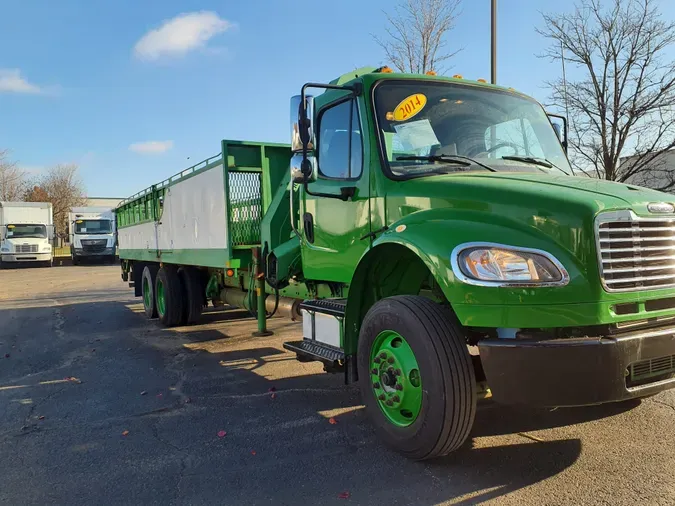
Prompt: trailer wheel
<box><xmin>357</xmin><ymin>295</ymin><xmax>477</xmax><ymax>460</ymax></box>
<box><xmin>155</xmin><ymin>266</ymin><xmax>183</xmax><ymax>327</ymax></box>
<box><xmin>141</xmin><ymin>265</ymin><xmax>159</xmax><ymax>319</ymax></box>
<box><xmin>178</xmin><ymin>267</ymin><xmax>204</xmax><ymax>325</ymax></box>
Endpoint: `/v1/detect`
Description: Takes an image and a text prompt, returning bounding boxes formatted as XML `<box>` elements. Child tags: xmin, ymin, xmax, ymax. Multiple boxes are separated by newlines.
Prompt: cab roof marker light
<box><xmin>453</xmin><ymin>74</ymin><xmax>463</xmax><ymax>79</ymax></box>
<box><xmin>425</xmin><ymin>70</ymin><xmax>437</xmax><ymax>76</ymax></box>
<box><xmin>477</xmin><ymin>78</ymin><xmax>487</xmax><ymax>83</ymax></box>
<box><xmin>375</xmin><ymin>66</ymin><xmax>394</xmax><ymax>73</ymax></box>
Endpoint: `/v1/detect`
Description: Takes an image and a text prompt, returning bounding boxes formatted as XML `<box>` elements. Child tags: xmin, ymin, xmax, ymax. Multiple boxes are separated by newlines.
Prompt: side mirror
<box><xmin>290</xmin><ymin>95</ymin><xmax>315</xmax><ymax>153</ymax></box>
<box><xmin>290</xmin><ymin>154</ymin><xmax>317</xmax><ymax>184</ymax></box>
<box><xmin>552</xmin><ymin>122</ymin><xmax>562</xmax><ymax>141</ymax></box>
<box><xmin>547</xmin><ymin>113</ymin><xmax>568</xmax><ymax>153</ymax></box>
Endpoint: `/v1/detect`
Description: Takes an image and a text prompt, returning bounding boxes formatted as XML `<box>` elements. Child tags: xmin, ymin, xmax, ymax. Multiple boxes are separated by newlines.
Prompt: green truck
<box><xmin>116</xmin><ymin>66</ymin><xmax>675</xmax><ymax>460</ymax></box>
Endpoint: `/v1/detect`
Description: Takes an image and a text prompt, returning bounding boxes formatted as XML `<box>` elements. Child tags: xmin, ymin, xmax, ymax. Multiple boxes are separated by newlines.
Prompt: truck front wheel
<box><xmin>155</xmin><ymin>266</ymin><xmax>184</xmax><ymax>327</ymax></box>
<box><xmin>141</xmin><ymin>265</ymin><xmax>159</xmax><ymax>318</ymax></box>
<box><xmin>357</xmin><ymin>295</ymin><xmax>477</xmax><ymax>460</ymax></box>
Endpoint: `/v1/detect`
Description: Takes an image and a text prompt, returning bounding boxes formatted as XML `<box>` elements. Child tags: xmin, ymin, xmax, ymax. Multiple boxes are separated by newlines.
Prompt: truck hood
<box><xmin>387</xmin><ymin>171</ymin><xmax>675</xmax><ymax>285</ymax></box>
<box><xmin>454</xmin><ymin>172</ymin><xmax>669</xmax><ymax>212</ymax></box>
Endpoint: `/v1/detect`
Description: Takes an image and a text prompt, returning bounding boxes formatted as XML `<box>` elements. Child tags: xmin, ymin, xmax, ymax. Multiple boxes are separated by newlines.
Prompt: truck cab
<box><xmin>69</xmin><ymin>207</ymin><xmax>117</xmax><ymax>264</ymax></box>
<box><xmin>0</xmin><ymin>201</ymin><xmax>54</xmax><ymax>267</ymax></box>
<box><xmin>285</xmin><ymin>67</ymin><xmax>675</xmax><ymax>457</ymax></box>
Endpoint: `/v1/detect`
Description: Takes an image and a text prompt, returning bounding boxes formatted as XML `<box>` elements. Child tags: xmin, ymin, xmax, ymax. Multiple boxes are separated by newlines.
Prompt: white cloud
<box><xmin>0</xmin><ymin>69</ymin><xmax>43</xmax><ymax>94</ymax></box>
<box><xmin>133</xmin><ymin>11</ymin><xmax>233</xmax><ymax>61</ymax></box>
<box><xmin>129</xmin><ymin>141</ymin><xmax>174</xmax><ymax>154</ymax></box>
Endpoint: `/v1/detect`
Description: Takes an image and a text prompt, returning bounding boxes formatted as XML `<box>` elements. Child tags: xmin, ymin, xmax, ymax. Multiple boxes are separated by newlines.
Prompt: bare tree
<box><xmin>26</xmin><ymin>164</ymin><xmax>86</xmax><ymax>238</ymax></box>
<box><xmin>538</xmin><ymin>0</ymin><xmax>675</xmax><ymax>189</ymax></box>
<box><xmin>374</xmin><ymin>0</ymin><xmax>462</xmax><ymax>74</ymax></box>
<box><xmin>0</xmin><ymin>149</ymin><xmax>28</xmax><ymax>201</ymax></box>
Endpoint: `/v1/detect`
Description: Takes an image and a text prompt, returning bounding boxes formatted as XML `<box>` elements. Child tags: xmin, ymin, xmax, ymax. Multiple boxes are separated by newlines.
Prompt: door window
<box><xmin>317</xmin><ymin>100</ymin><xmax>363</xmax><ymax>179</ymax></box>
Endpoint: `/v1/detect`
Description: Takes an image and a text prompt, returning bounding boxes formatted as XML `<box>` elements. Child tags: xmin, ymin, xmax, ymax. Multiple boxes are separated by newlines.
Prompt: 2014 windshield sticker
<box><xmin>393</xmin><ymin>93</ymin><xmax>427</xmax><ymax>121</ymax></box>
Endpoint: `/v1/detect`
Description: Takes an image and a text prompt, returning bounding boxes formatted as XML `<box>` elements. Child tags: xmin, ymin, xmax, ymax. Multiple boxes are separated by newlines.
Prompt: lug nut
<box><xmin>395</xmin><ymin>369</ymin><xmax>402</xmax><ymax>376</ymax></box>
<box><xmin>386</xmin><ymin>400</ymin><xmax>393</xmax><ymax>406</ymax></box>
<box><xmin>371</xmin><ymin>368</ymin><xmax>378</xmax><ymax>375</ymax></box>
<box><xmin>373</xmin><ymin>382</ymin><xmax>380</xmax><ymax>389</ymax></box>
<box><xmin>395</xmin><ymin>384</ymin><xmax>403</xmax><ymax>391</ymax></box>
<box><xmin>378</xmin><ymin>394</ymin><xmax>386</xmax><ymax>401</ymax></box>
<box><xmin>388</xmin><ymin>367</ymin><xmax>394</xmax><ymax>373</ymax></box>
<box><xmin>387</xmin><ymin>357</ymin><xmax>395</xmax><ymax>364</ymax></box>
<box><xmin>393</xmin><ymin>395</ymin><xmax>400</xmax><ymax>403</ymax></box>
<box><xmin>374</xmin><ymin>357</ymin><xmax>381</xmax><ymax>364</ymax></box>
<box><xmin>379</xmin><ymin>352</ymin><xmax>387</xmax><ymax>359</ymax></box>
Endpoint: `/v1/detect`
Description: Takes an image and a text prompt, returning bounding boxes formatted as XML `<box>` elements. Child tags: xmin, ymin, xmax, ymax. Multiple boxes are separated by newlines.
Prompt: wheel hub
<box><xmin>369</xmin><ymin>330</ymin><xmax>423</xmax><ymax>427</ymax></box>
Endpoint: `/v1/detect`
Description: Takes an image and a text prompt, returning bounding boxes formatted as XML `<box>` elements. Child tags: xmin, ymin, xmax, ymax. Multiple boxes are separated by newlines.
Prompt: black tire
<box><xmin>155</xmin><ymin>266</ymin><xmax>183</xmax><ymax>327</ymax></box>
<box><xmin>178</xmin><ymin>266</ymin><xmax>204</xmax><ymax>325</ymax></box>
<box><xmin>141</xmin><ymin>265</ymin><xmax>159</xmax><ymax>319</ymax></box>
<box><xmin>72</xmin><ymin>256</ymin><xmax>79</xmax><ymax>266</ymax></box>
<box><xmin>357</xmin><ymin>295</ymin><xmax>477</xmax><ymax>460</ymax></box>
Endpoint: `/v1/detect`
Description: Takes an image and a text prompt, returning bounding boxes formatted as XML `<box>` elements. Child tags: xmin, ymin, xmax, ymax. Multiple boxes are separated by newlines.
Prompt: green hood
<box><xmin>456</xmin><ymin>172</ymin><xmax>670</xmax><ymax>212</ymax></box>
<box><xmin>386</xmin><ymin>171</ymin><xmax>674</xmax><ymax>298</ymax></box>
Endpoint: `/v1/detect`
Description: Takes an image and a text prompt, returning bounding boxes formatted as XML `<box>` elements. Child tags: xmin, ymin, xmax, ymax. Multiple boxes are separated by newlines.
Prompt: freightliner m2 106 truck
<box><xmin>116</xmin><ymin>67</ymin><xmax>675</xmax><ymax>460</ymax></box>
<box><xmin>68</xmin><ymin>207</ymin><xmax>117</xmax><ymax>264</ymax></box>
<box><xmin>0</xmin><ymin>201</ymin><xmax>54</xmax><ymax>267</ymax></box>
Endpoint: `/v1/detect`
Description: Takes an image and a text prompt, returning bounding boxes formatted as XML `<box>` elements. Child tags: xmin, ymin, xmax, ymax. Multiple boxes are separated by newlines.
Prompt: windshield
<box><xmin>5</xmin><ymin>224</ymin><xmax>47</xmax><ymax>239</ymax></box>
<box><xmin>373</xmin><ymin>81</ymin><xmax>572</xmax><ymax>177</ymax></box>
<box><xmin>74</xmin><ymin>219</ymin><xmax>112</xmax><ymax>234</ymax></box>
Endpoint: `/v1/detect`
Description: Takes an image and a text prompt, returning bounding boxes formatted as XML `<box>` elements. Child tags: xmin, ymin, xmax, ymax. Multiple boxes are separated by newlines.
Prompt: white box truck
<box><xmin>68</xmin><ymin>207</ymin><xmax>117</xmax><ymax>265</ymax></box>
<box><xmin>0</xmin><ymin>202</ymin><xmax>54</xmax><ymax>267</ymax></box>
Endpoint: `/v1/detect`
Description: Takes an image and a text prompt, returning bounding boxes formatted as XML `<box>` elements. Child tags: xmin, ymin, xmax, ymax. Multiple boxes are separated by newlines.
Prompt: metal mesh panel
<box><xmin>228</xmin><ymin>171</ymin><xmax>262</xmax><ymax>246</ymax></box>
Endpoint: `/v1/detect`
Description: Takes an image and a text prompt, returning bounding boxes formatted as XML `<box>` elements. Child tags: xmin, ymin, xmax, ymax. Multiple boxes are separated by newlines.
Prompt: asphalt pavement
<box><xmin>0</xmin><ymin>264</ymin><xmax>674</xmax><ymax>505</ymax></box>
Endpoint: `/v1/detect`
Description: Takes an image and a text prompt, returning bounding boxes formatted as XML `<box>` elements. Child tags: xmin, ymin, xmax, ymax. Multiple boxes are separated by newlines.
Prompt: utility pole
<box><xmin>491</xmin><ymin>0</ymin><xmax>497</xmax><ymax>84</ymax></box>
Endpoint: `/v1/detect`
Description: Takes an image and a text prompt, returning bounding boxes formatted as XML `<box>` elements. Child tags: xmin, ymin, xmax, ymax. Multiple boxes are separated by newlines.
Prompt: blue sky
<box><xmin>1</xmin><ymin>0</ymin><xmax>674</xmax><ymax>197</ymax></box>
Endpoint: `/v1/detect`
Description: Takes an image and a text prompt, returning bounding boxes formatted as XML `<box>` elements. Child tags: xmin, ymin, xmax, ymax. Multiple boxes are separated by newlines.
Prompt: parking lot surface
<box><xmin>0</xmin><ymin>264</ymin><xmax>674</xmax><ymax>505</ymax></box>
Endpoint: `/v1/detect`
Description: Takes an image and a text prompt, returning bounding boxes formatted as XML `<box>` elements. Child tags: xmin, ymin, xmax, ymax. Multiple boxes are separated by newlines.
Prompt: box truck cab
<box><xmin>69</xmin><ymin>207</ymin><xmax>117</xmax><ymax>264</ymax></box>
<box><xmin>0</xmin><ymin>202</ymin><xmax>54</xmax><ymax>267</ymax></box>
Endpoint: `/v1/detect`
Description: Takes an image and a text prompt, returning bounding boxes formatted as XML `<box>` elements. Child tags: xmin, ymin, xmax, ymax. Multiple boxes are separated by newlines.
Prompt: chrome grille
<box><xmin>16</xmin><ymin>244</ymin><xmax>38</xmax><ymax>253</ymax></box>
<box><xmin>596</xmin><ymin>210</ymin><xmax>675</xmax><ymax>292</ymax></box>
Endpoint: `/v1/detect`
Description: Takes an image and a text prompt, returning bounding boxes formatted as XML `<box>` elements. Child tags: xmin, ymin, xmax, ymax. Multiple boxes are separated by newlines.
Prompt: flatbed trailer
<box><xmin>117</xmin><ymin>66</ymin><xmax>675</xmax><ymax>460</ymax></box>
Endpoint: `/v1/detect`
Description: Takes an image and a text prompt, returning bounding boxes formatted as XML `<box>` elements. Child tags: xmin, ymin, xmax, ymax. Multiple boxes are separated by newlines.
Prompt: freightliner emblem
<box><xmin>647</xmin><ymin>202</ymin><xmax>675</xmax><ymax>214</ymax></box>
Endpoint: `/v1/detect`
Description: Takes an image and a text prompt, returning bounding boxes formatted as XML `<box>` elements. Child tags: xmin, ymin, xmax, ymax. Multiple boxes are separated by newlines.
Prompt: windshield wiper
<box><xmin>500</xmin><ymin>155</ymin><xmax>570</xmax><ymax>175</ymax></box>
<box><xmin>396</xmin><ymin>155</ymin><xmax>497</xmax><ymax>173</ymax></box>
<box><xmin>396</xmin><ymin>155</ymin><xmax>470</xmax><ymax>166</ymax></box>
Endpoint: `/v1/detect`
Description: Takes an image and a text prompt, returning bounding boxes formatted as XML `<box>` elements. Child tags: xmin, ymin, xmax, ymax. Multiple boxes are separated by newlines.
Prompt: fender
<box><xmin>344</xmin><ymin>208</ymin><xmax>589</xmax><ymax>354</ymax></box>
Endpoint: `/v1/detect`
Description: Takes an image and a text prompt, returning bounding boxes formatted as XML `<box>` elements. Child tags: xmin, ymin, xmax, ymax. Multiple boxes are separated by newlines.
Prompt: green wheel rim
<box><xmin>370</xmin><ymin>330</ymin><xmax>422</xmax><ymax>427</ymax></box>
<box><xmin>156</xmin><ymin>278</ymin><xmax>166</xmax><ymax>316</ymax></box>
<box><xmin>143</xmin><ymin>277</ymin><xmax>151</xmax><ymax>309</ymax></box>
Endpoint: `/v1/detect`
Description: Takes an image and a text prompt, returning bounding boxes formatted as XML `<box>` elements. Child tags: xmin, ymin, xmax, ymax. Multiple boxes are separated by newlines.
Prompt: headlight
<box><xmin>452</xmin><ymin>243</ymin><xmax>569</xmax><ymax>286</ymax></box>
<box><xmin>42</xmin><ymin>245</ymin><xmax>52</xmax><ymax>252</ymax></box>
<box><xmin>0</xmin><ymin>246</ymin><xmax>9</xmax><ymax>253</ymax></box>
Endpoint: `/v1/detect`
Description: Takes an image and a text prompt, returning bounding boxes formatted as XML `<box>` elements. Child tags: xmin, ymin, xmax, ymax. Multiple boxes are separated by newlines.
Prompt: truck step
<box><xmin>283</xmin><ymin>340</ymin><xmax>345</xmax><ymax>368</ymax></box>
<box><xmin>299</xmin><ymin>298</ymin><xmax>346</xmax><ymax>317</ymax></box>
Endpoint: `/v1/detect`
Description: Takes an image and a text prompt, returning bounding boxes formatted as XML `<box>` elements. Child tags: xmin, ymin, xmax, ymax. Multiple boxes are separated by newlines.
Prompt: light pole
<box><xmin>491</xmin><ymin>0</ymin><xmax>497</xmax><ymax>84</ymax></box>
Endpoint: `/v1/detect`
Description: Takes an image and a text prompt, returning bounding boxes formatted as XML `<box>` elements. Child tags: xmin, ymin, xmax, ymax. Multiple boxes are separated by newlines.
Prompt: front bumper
<box><xmin>478</xmin><ymin>325</ymin><xmax>675</xmax><ymax>407</ymax></box>
<box><xmin>72</xmin><ymin>247</ymin><xmax>115</xmax><ymax>257</ymax></box>
<box><xmin>1</xmin><ymin>252</ymin><xmax>52</xmax><ymax>263</ymax></box>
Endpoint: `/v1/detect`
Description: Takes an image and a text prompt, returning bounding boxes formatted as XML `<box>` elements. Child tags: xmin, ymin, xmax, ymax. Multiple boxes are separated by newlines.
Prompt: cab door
<box><xmin>300</xmin><ymin>97</ymin><xmax>370</xmax><ymax>283</ymax></box>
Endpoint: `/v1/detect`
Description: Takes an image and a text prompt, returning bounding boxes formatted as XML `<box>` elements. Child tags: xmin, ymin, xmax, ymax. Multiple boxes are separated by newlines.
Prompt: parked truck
<box><xmin>0</xmin><ymin>202</ymin><xmax>54</xmax><ymax>267</ymax></box>
<box><xmin>68</xmin><ymin>207</ymin><xmax>117</xmax><ymax>265</ymax></box>
<box><xmin>116</xmin><ymin>67</ymin><xmax>675</xmax><ymax>460</ymax></box>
